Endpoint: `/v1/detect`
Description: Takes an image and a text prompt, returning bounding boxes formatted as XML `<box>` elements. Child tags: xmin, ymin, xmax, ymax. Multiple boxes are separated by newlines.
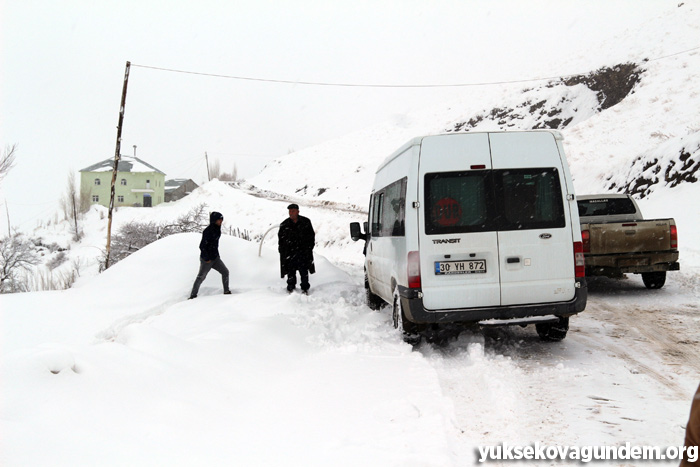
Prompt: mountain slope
<box><xmin>248</xmin><ymin>4</ymin><xmax>700</xmax><ymax>209</ymax></box>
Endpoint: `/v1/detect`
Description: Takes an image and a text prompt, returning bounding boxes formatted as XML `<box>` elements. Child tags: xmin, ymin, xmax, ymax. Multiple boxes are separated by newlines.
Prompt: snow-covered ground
<box><xmin>2</xmin><ymin>178</ymin><xmax>698</xmax><ymax>465</ymax></box>
<box><xmin>2</xmin><ymin>2</ymin><xmax>700</xmax><ymax>466</ymax></box>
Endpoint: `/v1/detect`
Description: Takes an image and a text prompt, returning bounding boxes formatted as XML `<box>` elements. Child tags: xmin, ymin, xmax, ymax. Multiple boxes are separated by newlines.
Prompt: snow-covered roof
<box><xmin>165</xmin><ymin>178</ymin><xmax>194</xmax><ymax>187</ymax></box>
<box><xmin>164</xmin><ymin>178</ymin><xmax>197</xmax><ymax>192</ymax></box>
<box><xmin>80</xmin><ymin>155</ymin><xmax>165</xmax><ymax>174</ymax></box>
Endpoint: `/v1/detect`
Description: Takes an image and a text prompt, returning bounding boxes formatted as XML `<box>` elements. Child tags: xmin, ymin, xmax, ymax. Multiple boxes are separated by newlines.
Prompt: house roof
<box><xmin>164</xmin><ymin>178</ymin><xmax>198</xmax><ymax>191</ymax></box>
<box><xmin>80</xmin><ymin>155</ymin><xmax>165</xmax><ymax>174</ymax></box>
<box><xmin>165</xmin><ymin>178</ymin><xmax>194</xmax><ymax>187</ymax></box>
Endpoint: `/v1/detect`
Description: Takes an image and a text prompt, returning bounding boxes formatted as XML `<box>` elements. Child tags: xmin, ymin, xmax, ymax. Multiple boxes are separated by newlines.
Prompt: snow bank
<box><xmin>1</xmin><ymin>232</ymin><xmax>460</xmax><ymax>466</ymax></box>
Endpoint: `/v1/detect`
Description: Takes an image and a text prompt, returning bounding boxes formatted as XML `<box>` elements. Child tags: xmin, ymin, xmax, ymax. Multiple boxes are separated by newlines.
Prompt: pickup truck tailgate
<box><xmin>587</xmin><ymin>219</ymin><xmax>674</xmax><ymax>254</ymax></box>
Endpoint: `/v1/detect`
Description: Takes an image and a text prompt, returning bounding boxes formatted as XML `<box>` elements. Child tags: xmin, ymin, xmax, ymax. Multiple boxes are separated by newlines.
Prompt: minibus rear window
<box><xmin>496</xmin><ymin>169</ymin><xmax>565</xmax><ymax>230</ymax></box>
<box><xmin>424</xmin><ymin>172</ymin><xmax>494</xmax><ymax>234</ymax></box>
<box><xmin>424</xmin><ymin>168</ymin><xmax>565</xmax><ymax>234</ymax></box>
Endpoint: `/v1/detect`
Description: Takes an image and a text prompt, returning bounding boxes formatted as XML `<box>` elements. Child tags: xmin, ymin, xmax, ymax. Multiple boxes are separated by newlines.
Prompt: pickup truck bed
<box><xmin>578</xmin><ymin>194</ymin><xmax>679</xmax><ymax>289</ymax></box>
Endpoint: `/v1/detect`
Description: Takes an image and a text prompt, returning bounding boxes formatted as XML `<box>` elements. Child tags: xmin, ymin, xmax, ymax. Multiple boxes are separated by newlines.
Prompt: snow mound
<box><xmin>2</xmin><ymin>232</ymin><xmax>350</xmax><ymax>354</ymax></box>
<box><xmin>1</xmin><ymin>228</ymin><xmax>460</xmax><ymax>466</ymax></box>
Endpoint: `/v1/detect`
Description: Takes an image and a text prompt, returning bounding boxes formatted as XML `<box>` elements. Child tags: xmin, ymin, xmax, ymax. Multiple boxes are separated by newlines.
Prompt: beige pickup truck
<box><xmin>577</xmin><ymin>194</ymin><xmax>679</xmax><ymax>289</ymax></box>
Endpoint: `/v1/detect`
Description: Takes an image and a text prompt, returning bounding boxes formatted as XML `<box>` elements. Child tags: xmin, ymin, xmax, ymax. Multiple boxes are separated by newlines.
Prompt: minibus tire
<box><xmin>393</xmin><ymin>289</ymin><xmax>421</xmax><ymax>345</ymax></box>
<box><xmin>365</xmin><ymin>274</ymin><xmax>384</xmax><ymax>310</ymax></box>
<box><xmin>535</xmin><ymin>316</ymin><xmax>569</xmax><ymax>341</ymax></box>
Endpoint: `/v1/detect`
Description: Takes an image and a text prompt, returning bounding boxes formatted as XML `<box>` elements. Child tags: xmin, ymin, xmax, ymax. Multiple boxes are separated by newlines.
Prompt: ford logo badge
<box><xmin>540</xmin><ymin>233</ymin><xmax>552</xmax><ymax>239</ymax></box>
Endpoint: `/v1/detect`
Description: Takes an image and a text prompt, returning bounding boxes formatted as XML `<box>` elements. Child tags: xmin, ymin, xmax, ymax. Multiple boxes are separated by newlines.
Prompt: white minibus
<box><xmin>350</xmin><ymin>131</ymin><xmax>587</xmax><ymax>343</ymax></box>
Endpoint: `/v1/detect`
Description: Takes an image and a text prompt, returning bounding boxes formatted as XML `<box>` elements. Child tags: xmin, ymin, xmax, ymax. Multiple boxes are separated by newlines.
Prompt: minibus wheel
<box><xmin>392</xmin><ymin>288</ymin><xmax>421</xmax><ymax>345</ymax></box>
<box><xmin>535</xmin><ymin>316</ymin><xmax>569</xmax><ymax>341</ymax></box>
<box><xmin>365</xmin><ymin>274</ymin><xmax>384</xmax><ymax>310</ymax></box>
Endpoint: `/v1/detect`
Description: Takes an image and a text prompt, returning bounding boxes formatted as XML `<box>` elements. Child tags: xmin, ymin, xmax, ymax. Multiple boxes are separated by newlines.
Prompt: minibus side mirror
<box><xmin>350</xmin><ymin>222</ymin><xmax>367</xmax><ymax>242</ymax></box>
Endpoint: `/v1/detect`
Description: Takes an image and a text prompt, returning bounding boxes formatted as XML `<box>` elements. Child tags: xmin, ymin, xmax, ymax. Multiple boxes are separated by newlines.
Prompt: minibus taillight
<box><xmin>408</xmin><ymin>251</ymin><xmax>421</xmax><ymax>289</ymax></box>
<box><xmin>574</xmin><ymin>241</ymin><xmax>585</xmax><ymax>278</ymax></box>
<box><xmin>581</xmin><ymin>229</ymin><xmax>590</xmax><ymax>253</ymax></box>
<box><xmin>670</xmin><ymin>224</ymin><xmax>678</xmax><ymax>249</ymax></box>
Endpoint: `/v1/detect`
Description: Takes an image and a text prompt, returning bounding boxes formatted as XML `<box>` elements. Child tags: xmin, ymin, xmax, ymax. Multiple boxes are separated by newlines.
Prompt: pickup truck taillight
<box><xmin>581</xmin><ymin>229</ymin><xmax>590</xmax><ymax>253</ymax></box>
<box><xmin>408</xmin><ymin>251</ymin><xmax>421</xmax><ymax>289</ymax></box>
<box><xmin>574</xmin><ymin>241</ymin><xmax>585</xmax><ymax>278</ymax></box>
<box><xmin>670</xmin><ymin>225</ymin><xmax>678</xmax><ymax>249</ymax></box>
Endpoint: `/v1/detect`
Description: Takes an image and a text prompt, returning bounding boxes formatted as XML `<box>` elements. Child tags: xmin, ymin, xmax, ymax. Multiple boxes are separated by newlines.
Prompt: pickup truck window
<box><xmin>424</xmin><ymin>168</ymin><xmax>565</xmax><ymax>234</ymax></box>
<box><xmin>577</xmin><ymin>198</ymin><xmax>637</xmax><ymax>216</ymax></box>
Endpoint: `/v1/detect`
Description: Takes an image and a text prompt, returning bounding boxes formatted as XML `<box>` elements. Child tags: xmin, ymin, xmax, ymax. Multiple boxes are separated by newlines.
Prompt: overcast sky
<box><xmin>0</xmin><ymin>0</ymin><xmax>673</xmax><ymax>232</ymax></box>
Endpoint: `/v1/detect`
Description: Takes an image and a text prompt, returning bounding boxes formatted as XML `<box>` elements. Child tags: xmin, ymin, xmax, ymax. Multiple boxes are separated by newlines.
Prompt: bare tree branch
<box><xmin>0</xmin><ymin>233</ymin><xmax>40</xmax><ymax>293</ymax></box>
<box><xmin>110</xmin><ymin>203</ymin><xmax>209</xmax><ymax>264</ymax></box>
<box><xmin>60</xmin><ymin>171</ymin><xmax>82</xmax><ymax>241</ymax></box>
<box><xmin>0</xmin><ymin>144</ymin><xmax>18</xmax><ymax>182</ymax></box>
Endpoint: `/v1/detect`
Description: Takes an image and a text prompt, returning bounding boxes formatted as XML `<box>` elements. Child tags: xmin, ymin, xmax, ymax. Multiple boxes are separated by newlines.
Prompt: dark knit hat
<box><xmin>287</xmin><ymin>204</ymin><xmax>299</xmax><ymax>210</ymax></box>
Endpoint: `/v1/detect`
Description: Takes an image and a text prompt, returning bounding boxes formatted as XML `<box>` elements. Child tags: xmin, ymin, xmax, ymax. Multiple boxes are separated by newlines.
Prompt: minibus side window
<box><xmin>371</xmin><ymin>192</ymin><xmax>384</xmax><ymax>236</ymax></box>
<box><xmin>381</xmin><ymin>177</ymin><xmax>407</xmax><ymax>237</ymax></box>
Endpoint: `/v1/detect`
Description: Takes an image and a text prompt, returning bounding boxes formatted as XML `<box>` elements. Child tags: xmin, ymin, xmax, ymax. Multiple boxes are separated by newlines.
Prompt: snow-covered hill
<box><xmin>249</xmin><ymin>4</ymin><xmax>700</xmax><ymax>211</ymax></box>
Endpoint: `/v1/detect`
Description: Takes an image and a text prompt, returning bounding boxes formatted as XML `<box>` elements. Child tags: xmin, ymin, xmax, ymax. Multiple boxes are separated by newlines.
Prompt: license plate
<box><xmin>435</xmin><ymin>260</ymin><xmax>486</xmax><ymax>275</ymax></box>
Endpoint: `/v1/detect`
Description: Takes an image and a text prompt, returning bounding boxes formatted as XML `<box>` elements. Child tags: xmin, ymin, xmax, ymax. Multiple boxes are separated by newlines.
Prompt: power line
<box><xmin>131</xmin><ymin>46</ymin><xmax>700</xmax><ymax>89</ymax></box>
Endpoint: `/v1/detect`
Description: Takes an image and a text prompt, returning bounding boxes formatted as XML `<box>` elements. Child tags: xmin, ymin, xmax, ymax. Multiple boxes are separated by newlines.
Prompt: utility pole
<box><xmin>205</xmin><ymin>151</ymin><xmax>211</xmax><ymax>181</ymax></box>
<box><xmin>105</xmin><ymin>61</ymin><xmax>131</xmax><ymax>270</ymax></box>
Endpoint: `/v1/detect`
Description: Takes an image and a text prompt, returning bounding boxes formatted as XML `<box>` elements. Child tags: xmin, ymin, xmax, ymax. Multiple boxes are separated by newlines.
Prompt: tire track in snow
<box><xmin>578</xmin><ymin>299</ymin><xmax>699</xmax><ymax>400</ymax></box>
<box><xmin>94</xmin><ymin>298</ymin><xmax>184</xmax><ymax>343</ymax></box>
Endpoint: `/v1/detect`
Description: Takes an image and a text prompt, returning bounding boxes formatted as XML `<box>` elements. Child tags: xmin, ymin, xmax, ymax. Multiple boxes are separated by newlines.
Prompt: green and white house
<box><xmin>80</xmin><ymin>155</ymin><xmax>166</xmax><ymax>208</ymax></box>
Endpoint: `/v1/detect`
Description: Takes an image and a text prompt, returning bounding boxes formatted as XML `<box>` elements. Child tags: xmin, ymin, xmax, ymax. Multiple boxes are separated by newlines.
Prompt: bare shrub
<box><xmin>110</xmin><ymin>203</ymin><xmax>209</xmax><ymax>265</ymax></box>
<box><xmin>47</xmin><ymin>251</ymin><xmax>69</xmax><ymax>270</ymax></box>
<box><xmin>26</xmin><ymin>267</ymin><xmax>79</xmax><ymax>291</ymax></box>
<box><xmin>0</xmin><ymin>233</ymin><xmax>40</xmax><ymax>293</ymax></box>
<box><xmin>228</xmin><ymin>226</ymin><xmax>251</xmax><ymax>241</ymax></box>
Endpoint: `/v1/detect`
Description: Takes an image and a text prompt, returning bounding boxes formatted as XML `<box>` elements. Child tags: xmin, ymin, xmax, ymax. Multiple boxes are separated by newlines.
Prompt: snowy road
<box><xmin>321</xmin><ymin>241</ymin><xmax>700</xmax><ymax>464</ymax></box>
<box><xmin>2</xmin><ymin>182</ymin><xmax>698</xmax><ymax>466</ymax></box>
<box><xmin>415</xmin><ymin>274</ymin><xmax>699</xmax><ymax>463</ymax></box>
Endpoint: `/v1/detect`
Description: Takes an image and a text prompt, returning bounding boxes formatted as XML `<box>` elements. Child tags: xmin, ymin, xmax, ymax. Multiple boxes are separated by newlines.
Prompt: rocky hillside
<box><xmin>248</xmin><ymin>4</ymin><xmax>699</xmax><ymax>208</ymax></box>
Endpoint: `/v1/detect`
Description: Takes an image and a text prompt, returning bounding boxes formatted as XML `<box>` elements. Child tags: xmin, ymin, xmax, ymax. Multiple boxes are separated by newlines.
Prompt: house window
<box><xmin>121</xmin><ymin>179</ymin><xmax>127</xmax><ymax>186</ymax></box>
<box><xmin>146</xmin><ymin>179</ymin><xmax>151</xmax><ymax>189</ymax></box>
<box><xmin>92</xmin><ymin>195</ymin><xmax>99</xmax><ymax>202</ymax></box>
<box><xmin>117</xmin><ymin>195</ymin><xmax>124</xmax><ymax>203</ymax></box>
<box><xmin>94</xmin><ymin>178</ymin><xmax>101</xmax><ymax>186</ymax></box>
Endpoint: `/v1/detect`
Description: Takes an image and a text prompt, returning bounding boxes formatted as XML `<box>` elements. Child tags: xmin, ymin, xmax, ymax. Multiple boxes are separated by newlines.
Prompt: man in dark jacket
<box><xmin>189</xmin><ymin>211</ymin><xmax>230</xmax><ymax>299</ymax></box>
<box><xmin>278</xmin><ymin>204</ymin><xmax>315</xmax><ymax>294</ymax></box>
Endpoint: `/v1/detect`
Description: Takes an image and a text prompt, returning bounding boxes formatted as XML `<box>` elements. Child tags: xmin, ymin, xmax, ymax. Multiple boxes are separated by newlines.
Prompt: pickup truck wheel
<box><xmin>536</xmin><ymin>317</ymin><xmax>569</xmax><ymax>341</ymax></box>
<box><xmin>642</xmin><ymin>271</ymin><xmax>666</xmax><ymax>289</ymax></box>
<box><xmin>365</xmin><ymin>274</ymin><xmax>384</xmax><ymax>310</ymax></box>
<box><xmin>392</xmin><ymin>289</ymin><xmax>421</xmax><ymax>345</ymax></box>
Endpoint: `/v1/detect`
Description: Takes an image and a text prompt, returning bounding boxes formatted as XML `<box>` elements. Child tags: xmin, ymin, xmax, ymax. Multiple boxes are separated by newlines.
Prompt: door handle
<box><xmin>507</xmin><ymin>257</ymin><xmax>520</xmax><ymax>264</ymax></box>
